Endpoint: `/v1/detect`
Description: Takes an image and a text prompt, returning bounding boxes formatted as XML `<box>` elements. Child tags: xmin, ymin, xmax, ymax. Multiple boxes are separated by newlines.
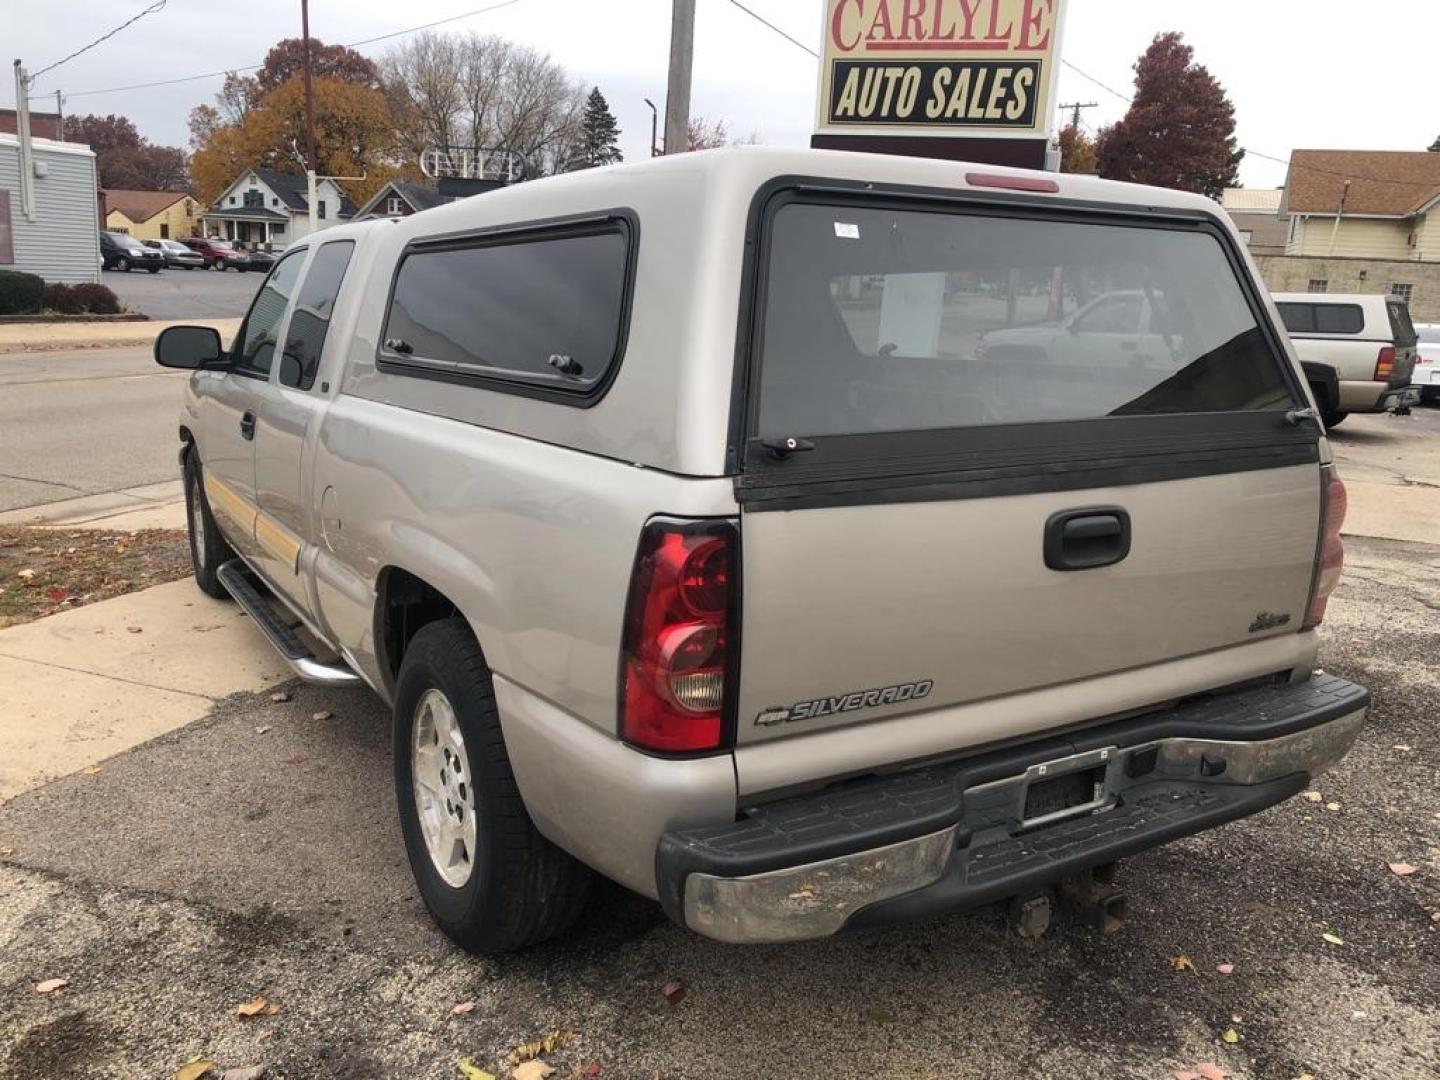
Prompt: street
<box><xmin>0</xmin><ymin>343</ymin><xmax>1436</xmax><ymax>1077</ymax></box>
<box><xmin>0</xmin><ymin>347</ymin><xmax>185</xmax><ymax>514</ymax></box>
<box><xmin>102</xmin><ymin>265</ymin><xmax>259</xmax><ymax>321</ymax></box>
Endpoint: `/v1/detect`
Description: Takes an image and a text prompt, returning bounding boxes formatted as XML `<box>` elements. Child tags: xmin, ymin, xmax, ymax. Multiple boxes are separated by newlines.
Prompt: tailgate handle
<box><xmin>1045</xmin><ymin>507</ymin><xmax>1131</xmax><ymax>571</ymax></box>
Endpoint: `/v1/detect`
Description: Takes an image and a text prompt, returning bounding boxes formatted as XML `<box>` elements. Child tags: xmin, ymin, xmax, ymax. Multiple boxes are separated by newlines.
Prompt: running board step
<box><xmin>215</xmin><ymin>560</ymin><xmax>361</xmax><ymax>686</ymax></box>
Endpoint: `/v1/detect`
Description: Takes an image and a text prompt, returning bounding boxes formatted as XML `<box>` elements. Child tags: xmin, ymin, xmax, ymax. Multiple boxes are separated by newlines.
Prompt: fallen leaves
<box><xmin>44</xmin><ymin>586</ymin><xmax>69</xmax><ymax>603</ymax></box>
<box><xmin>1300</xmin><ymin>790</ymin><xmax>1323</xmax><ymax>803</ymax></box>
<box><xmin>16</xmin><ymin>568</ymin><xmax>36</xmax><ymax>582</ymax></box>
<box><xmin>1221</xmin><ymin>1028</ymin><xmax>1240</xmax><ymax>1045</ymax></box>
<box><xmin>1388</xmin><ymin>862</ymin><xmax>1418</xmax><ymax>877</ymax></box>
<box><xmin>1324</xmin><ymin>802</ymin><xmax>1342</xmax><ymax>812</ymax></box>
<box><xmin>507</xmin><ymin>1030</ymin><xmax>576</xmax><ymax>1066</ymax></box>
<box><xmin>513</xmin><ymin>1063</ymin><xmax>554</xmax><ymax>1080</ymax></box>
<box><xmin>80</xmin><ymin>764</ymin><xmax>102</xmax><ymax>776</ymax></box>
<box><xmin>451</xmin><ymin>1001</ymin><xmax>477</xmax><ymax>1016</ymax></box>
<box><xmin>235</xmin><ymin>996</ymin><xmax>280</xmax><ymax>1018</ymax></box>
<box><xmin>1322</xmin><ymin>931</ymin><xmax>1345</xmax><ymax>946</ymax></box>
<box><xmin>1175</xmin><ymin>1064</ymin><xmax>1226</xmax><ymax>1080</ymax></box>
<box><xmin>175</xmin><ymin>1059</ymin><xmax>214</xmax><ymax>1080</ymax></box>
<box><xmin>311</xmin><ymin>711</ymin><xmax>332</xmax><ymax>722</ymax></box>
<box><xmin>220</xmin><ymin>1067</ymin><xmax>266</xmax><ymax>1080</ymax></box>
<box><xmin>34</xmin><ymin>977</ymin><xmax>68</xmax><ymax>994</ymax></box>
<box><xmin>126</xmin><ymin>625</ymin><xmax>144</xmax><ymax>634</ymax></box>
<box><xmin>456</xmin><ymin>1060</ymin><xmax>496</xmax><ymax>1080</ymax></box>
<box><xmin>282</xmin><ymin>754</ymin><xmax>306</xmax><ymax>766</ymax></box>
<box><xmin>661</xmin><ymin>979</ymin><xmax>686</xmax><ymax>1005</ymax></box>
<box><xmin>270</xmin><ymin>691</ymin><xmax>291</xmax><ymax>703</ymax></box>
<box><xmin>253</xmin><ymin>725</ymin><xmax>271</xmax><ymax>736</ymax></box>
<box><xmin>1215</xmin><ymin>963</ymin><xmax>1235</xmax><ymax>976</ymax></box>
<box><xmin>1169</xmin><ymin>954</ymin><xmax>1197</xmax><ymax>974</ymax></box>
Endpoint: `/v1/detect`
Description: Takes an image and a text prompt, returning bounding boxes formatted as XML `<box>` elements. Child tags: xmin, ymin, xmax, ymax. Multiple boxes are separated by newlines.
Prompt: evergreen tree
<box><xmin>576</xmin><ymin>88</ymin><xmax>622</xmax><ymax>169</ymax></box>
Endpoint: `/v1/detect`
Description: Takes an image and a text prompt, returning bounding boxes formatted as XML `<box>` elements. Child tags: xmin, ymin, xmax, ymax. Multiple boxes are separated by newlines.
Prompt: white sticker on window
<box><xmin>834</xmin><ymin>222</ymin><xmax>860</xmax><ymax>240</ymax></box>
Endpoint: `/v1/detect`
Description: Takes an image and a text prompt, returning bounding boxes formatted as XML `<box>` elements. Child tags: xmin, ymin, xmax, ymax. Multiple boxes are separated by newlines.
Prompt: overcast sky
<box><xmin>6</xmin><ymin>0</ymin><xmax>1436</xmax><ymax>189</ymax></box>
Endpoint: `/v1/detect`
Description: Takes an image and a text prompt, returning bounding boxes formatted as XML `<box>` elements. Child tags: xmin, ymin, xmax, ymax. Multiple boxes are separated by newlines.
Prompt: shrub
<box><xmin>42</xmin><ymin>282</ymin><xmax>83</xmax><ymax>314</ymax></box>
<box><xmin>70</xmin><ymin>283</ymin><xmax>122</xmax><ymax>315</ymax></box>
<box><xmin>0</xmin><ymin>269</ymin><xmax>44</xmax><ymax>315</ymax></box>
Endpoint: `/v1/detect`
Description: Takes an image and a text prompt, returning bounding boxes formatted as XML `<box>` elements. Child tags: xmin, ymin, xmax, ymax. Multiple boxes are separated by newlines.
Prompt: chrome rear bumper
<box><xmin>661</xmin><ymin>676</ymin><xmax>1367</xmax><ymax>945</ymax></box>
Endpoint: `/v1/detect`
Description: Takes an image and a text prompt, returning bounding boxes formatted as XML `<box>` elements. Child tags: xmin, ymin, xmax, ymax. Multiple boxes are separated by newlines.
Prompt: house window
<box><xmin>243</xmin><ymin>189</ymin><xmax>263</xmax><ymax>209</ymax></box>
<box><xmin>272</xmin><ymin>223</ymin><xmax>286</xmax><ymax>236</ymax></box>
<box><xmin>317</xmin><ymin>200</ymin><xmax>327</xmax><ymax>220</ymax></box>
<box><xmin>1390</xmin><ymin>283</ymin><xmax>1414</xmax><ymax>304</ymax></box>
<box><xmin>160</xmin><ymin>224</ymin><xmax>170</xmax><ymax>239</ymax></box>
<box><xmin>229</xmin><ymin>196</ymin><xmax>237</xmax><ymax>206</ymax></box>
<box><xmin>1307</xmin><ymin>279</ymin><xmax>1328</xmax><ymax>294</ymax></box>
<box><xmin>272</xmin><ymin>197</ymin><xmax>280</xmax><ymax>207</ymax></box>
<box><xmin>386</xmin><ymin>196</ymin><xmax>404</xmax><ymax>216</ymax></box>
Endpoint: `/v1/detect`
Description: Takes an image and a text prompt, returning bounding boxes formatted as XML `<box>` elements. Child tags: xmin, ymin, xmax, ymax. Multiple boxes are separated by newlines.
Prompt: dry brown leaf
<box><xmin>1169</xmin><ymin>954</ymin><xmax>1197</xmax><ymax>974</ymax></box>
<box><xmin>1301</xmin><ymin>790</ymin><xmax>1323</xmax><ymax>803</ymax></box>
<box><xmin>451</xmin><ymin>1001</ymin><xmax>477</xmax><ymax>1016</ymax></box>
<box><xmin>34</xmin><ymin>977</ymin><xmax>68</xmax><ymax>994</ymax></box>
<box><xmin>513</xmin><ymin>1063</ymin><xmax>554</xmax><ymax>1080</ymax></box>
<box><xmin>1196</xmin><ymin>1065</ymin><xmax>1227</xmax><ymax>1080</ymax></box>
<box><xmin>220</xmin><ymin>1067</ymin><xmax>266</xmax><ymax>1080</ymax></box>
<box><xmin>0</xmin><ymin>847</ymin><xmax>13</xmax><ymax>857</ymax></box>
<box><xmin>16</xmin><ymin>568</ymin><xmax>36</xmax><ymax>581</ymax></box>
<box><xmin>456</xmin><ymin>1060</ymin><xmax>496</xmax><ymax>1080</ymax></box>
<box><xmin>126</xmin><ymin>625</ymin><xmax>143</xmax><ymax>634</ymax></box>
<box><xmin>1324</xmin><ymin>801</ymin><xmax>1342</xmax><ymax>812</ymax></box>
<box><xmin>1322</xmin><ymin>931</ymin><xmax>1345</xmax><ymax>946</ymax></box>
<box><xmin>661</xmin><ymin>979</ymin><xmax>686</xmax><ymax>1004</ymax></box>
<box><xmin>311</xmin><ymin>711</ymin><xmax>332</xmax><ymax>721</ymax></box>
<box><xmin>1388</xmin><ymin>862</ymin><xmax>1418</xmax><ymax>877</ymax></box>
<box><xmin>1215</xmin><ymin>962</ymin><xmax>1235</xmax><ymax>975</ymax></box>
<box><xmin>507</xmin><ymin>1030</ymin><xmax>576</xmax><ymax>1066</ymax></box>
<box><xmin>81</xmin><ymin>765</ymin><xmax>102</xmax><ymax>776</ymax></box>
<box><xmin>235</xmin><ymin>996</ymin><xmax>280</xmax><ymax>1018</ymax></box>
<box><xmin>270</xmin><ymin>691</ymin><xmax>291</xmax><ymax>703</ymax></box>
<box><xmin>253</xmin><ymin>726</ymin><xmax>271</xmax><ymax>736</ymax></box>
<box><xmin>1221</xmin><ymin>1028</ymin><xmax>1240</xmax><ymax>1044</ymax></box>
<box><xmin>175</xmin><ymin>1060</ymin><xmax>214</xmax><ymax>1080</ymax></box>
<box><xmin>282</xmin><ymin>754</ymin><xmax>306</xmax><ymax>766</ymax></box>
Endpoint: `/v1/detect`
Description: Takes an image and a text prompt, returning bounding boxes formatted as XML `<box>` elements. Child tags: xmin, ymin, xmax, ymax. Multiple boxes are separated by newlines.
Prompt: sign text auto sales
<box><xmin>817</xmin><ymin>0</ymin><xmax>1063</xmax><ymax>137</ymax></box>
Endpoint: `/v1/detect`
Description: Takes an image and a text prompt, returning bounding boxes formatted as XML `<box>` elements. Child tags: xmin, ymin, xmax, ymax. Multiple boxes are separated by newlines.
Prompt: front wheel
<box><xmin>147</xmin><ymin>266</ymin><xmax>160</xmax><ymax>274</ymax></box>
<box><xmin>116</xmin><ymin>256</ymin><xmax>130</xmax><ymax>272</ymax></box>
<box><xmin>393</xmin><ymin>618</ymin><xmax>591</xmax><ymax>953</ymax></box>
<box><xmin>1322</xmin><ymin>409</ymin><xmax>1348</xmax><ymax>429</ymax></box>
<box><xmin>183</xmin><ymin>450</ymin><xmax>235</xmax><ymax>600</ymax></box>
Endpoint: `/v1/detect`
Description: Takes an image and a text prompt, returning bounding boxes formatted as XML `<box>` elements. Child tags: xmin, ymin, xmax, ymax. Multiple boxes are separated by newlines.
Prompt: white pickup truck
<box><xmin>1273</xmin><ymin>293</ymin><xmax>1419</xmax><ymax>427</ymax></box>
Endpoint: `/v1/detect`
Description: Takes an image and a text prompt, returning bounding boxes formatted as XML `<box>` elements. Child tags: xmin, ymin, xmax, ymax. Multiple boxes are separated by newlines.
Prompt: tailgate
<box><xmin>731</xmin><ymin>191</ymin><xmax>1319</xmax><ymax>755</ymax></box>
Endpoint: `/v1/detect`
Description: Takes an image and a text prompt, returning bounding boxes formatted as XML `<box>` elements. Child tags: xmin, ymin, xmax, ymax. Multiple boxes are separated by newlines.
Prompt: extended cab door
<box><xmin>249</xmin><ymin>240</ymin><xmax>357</xmax><ymax>612</ymax></box>
<box><xmin>193</xmin><ymin>249</ymin><xmax>306</xmax><ymax>560</ymax></box>
<box><xmin>732</xmin><ymin>195</ymin><xmax>1321</xmax><ymax>780</ymax></box>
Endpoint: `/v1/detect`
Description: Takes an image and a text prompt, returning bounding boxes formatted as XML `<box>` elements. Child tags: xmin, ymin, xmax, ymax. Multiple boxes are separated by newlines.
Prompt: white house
<box><xmin>198</xmin><ymin>168</ymin><xmax>355</xmax><ymax>250</ymax></box>
<box><xmin>0</xmin><ymin>133</ymin><xmax>100</xmax><ymax>283</ymax></box>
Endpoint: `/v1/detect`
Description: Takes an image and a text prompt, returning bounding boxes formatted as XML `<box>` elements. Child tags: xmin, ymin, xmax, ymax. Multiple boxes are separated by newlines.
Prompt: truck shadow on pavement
<box><xmin>2</xmin><ymin>588</ymin><xmax>1438</xmax><ymax>1080</ymax></box>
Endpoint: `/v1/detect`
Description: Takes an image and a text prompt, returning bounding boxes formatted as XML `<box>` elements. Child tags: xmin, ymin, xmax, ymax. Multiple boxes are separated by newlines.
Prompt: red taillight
<box><xmin>1304</xmin><ymin>467</ymin><xmax>1347</xmax><ymax>630</ymax></box>
<box><xmin>620</xmin><ymin>519</ymin><xmax>737</xmax><ymax>753</ymax></box>
<box><xmin>1374</xmin><ymin>346</ymin><xmax>1395</xmax><ymax>381</ymax></box>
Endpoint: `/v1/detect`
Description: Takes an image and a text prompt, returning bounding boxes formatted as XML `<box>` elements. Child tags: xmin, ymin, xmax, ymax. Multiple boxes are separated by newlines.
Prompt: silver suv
<box><xmin>154</xmin><ymin>148</ymin><xmax>1367</xmax><ymax>952</ymax></box>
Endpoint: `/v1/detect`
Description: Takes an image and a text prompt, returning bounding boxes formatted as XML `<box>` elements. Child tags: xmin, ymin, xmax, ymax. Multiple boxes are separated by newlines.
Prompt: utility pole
<box><xmin>662</xmin><ymin>0</ymin><xmax>694</xmax><ymax>155</ymax></box>
<box><xmin>54</xmin><ymin>90</ymin><xmax>64</xmax><ymax>138</ymax></box>
<box><xmin>1057</xmin><ymin>101</ymin><xmax>1098</xmax><ymax>131</ymax></box>
<box><xmin>300</xmin><ymin>0</ymin><xmax>319</xmax><ymax>234</ymax></box>
<box><xmin>12</xmin><ymin>61</ymin><xmax>36</xmax><ymax>222</ymax></box>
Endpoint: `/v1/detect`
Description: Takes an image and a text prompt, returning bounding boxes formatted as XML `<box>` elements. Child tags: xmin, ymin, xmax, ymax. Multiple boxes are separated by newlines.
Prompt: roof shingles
<box><xmin>103</xmin><ymin>189</ymin><xmax>189</xmax><ymax>223</ymax></box>
<box><xmin>1285</xmin><ymin>150</ymin><xmax>1440</xmax><ymax>217</ymax></box>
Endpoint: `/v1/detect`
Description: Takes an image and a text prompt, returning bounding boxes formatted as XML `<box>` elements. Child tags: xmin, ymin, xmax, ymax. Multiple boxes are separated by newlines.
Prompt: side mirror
<box><xmin>154</xmin><ymin>325</ymin><xmax>224</xmax><ymax>370</ymax></box>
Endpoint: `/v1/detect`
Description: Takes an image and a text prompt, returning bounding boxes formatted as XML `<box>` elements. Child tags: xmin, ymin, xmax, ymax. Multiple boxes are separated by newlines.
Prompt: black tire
<box><xmin>1421</xmin><ymin>388</ymin><xmax>1439</xmax><ymax>407</ymax></box>
<box><xmin>183</xmin><ymin>450</ymin><xmax>235</xmax><ymax>600</ymax></box>
<box><xmin>116</xmin><ymin>256</ymin><xmax>130</xmax><ymax>272</ymax></box>
<box><xmin>393</xmin><ymin>618</ymin><xmax>591</xmax><ymax>953</ymax></box>
<box><xmin>1322</xmin><ymin>409</ymin><xmax>1348</xmax><ymax>429</ymax></box>
<box><xmin>147</xmin><ymin>266</ymin><xmax>160</xmax><ymax>274</ymax></box>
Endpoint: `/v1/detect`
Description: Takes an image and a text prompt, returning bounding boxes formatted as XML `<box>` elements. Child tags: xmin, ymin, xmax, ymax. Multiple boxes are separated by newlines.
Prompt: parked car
<box><xmin>245</xmin><ymin>249</ymin><xmax>277</xmax><ymax>272</ymax></box>
<box><xmin>180</xmin><ymin>236</ymin><xmax>249</xmax><ymax>271</ymax></box>
<box><xmin>145</xmin><ymin>238</ymin><xmax>206</xmax><ymax>270</ymax></box>
<box><xmin>1413</xmin><ymin>323</ymin><xmax>1439</xmax><ymax>405</ymax></box>
<box><xmin>100</xmin><ymin>231</ymin><xmax>163</xmax><ymax>273</ymax></box>
<box><xmin>153</xmin><ymin>148</ymin><xmax>1366</xmax><ymax>954</ymax></box>
<box><xmin>1273</xmin><ymin>293</ymin><xmax>1419</xmax><ymax>427</ymax></box>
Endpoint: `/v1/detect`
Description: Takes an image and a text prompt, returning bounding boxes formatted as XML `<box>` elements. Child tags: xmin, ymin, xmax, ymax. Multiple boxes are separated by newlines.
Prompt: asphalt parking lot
<box><xmin>103</xmin><ymin>264</ymin><xmax>260</xmax><ymax>320</ymax></box>
<box><xmin>1</xmin><ymin>415</ymin><xmax>1437</xmax><ymax>1080</ymax></box>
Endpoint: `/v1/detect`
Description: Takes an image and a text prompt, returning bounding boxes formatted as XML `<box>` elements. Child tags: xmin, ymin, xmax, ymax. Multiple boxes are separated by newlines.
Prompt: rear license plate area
<box><xmin>1024</xmin><ymin>766</ymin><xmax>1105</xmax><ymax>822</ymax></box>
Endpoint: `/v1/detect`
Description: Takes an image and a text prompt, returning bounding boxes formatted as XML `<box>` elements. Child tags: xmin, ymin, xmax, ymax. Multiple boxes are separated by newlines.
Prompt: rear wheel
<box><xmin>393</xmin><ymin>618</ymin><xmax>591</xmax><ymax>953</ymax></box>
<box><xmin>184</xmin><ymin>451</ymin><xmax>235</xmax><ymax>600</ymax></box>
<box><xmin>1322</xmin><ymin>408</ymin><xmax>1348</xmax><ymax>429</ymax></box>
<box><xmin>147</xmin><ymin>266</ymin><xmax>160</xmax><ymax>274</ymax></box>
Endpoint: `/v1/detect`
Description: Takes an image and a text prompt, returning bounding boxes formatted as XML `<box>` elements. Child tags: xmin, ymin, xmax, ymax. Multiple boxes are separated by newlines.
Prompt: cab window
<box><xmin>233</xmin><ymin>251</ymin><xmax>305</xmax><ymax>377</ymax></box>
<box><xmin>280</xmin><ymin>241</ymin><xmax>355</xmax><ymax>390</ymax></box>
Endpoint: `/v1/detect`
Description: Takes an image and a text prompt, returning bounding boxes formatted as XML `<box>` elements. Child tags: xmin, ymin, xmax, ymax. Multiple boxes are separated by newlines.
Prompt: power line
<box><xmin>58</xmin><ymin>0</ymin><xmax>525</xmax><ymax>100</ymax></box>
<box><xmin>724</xmin><ymin>0</ymin><xmax>818</xmax><ymax>58</ymax></box>
<box><xmin>29</xmin><ymin>1</ymin><xmax>168</xmax><ymax>84</ymax></box>
<box><xmin>1060</xmin><ymin>58</ymin><xmax>1131</xmax><ymax>103</ymax></box>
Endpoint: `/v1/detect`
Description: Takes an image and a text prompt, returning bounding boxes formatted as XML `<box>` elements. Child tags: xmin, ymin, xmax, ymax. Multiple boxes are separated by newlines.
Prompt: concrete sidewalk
<box><xmin>0</xmin><ymin>578</ymin><xmax>291</xmax><ymax>799</ymax></box>
<box><xmin>0</xmin><ymin>317</ymin><xmax>240</xmax><ymax>354</ymax></box>
<box><xmin>0</xmin><ymin>479</ymin><xmax>187</xmax><ymax>531</ymax></box>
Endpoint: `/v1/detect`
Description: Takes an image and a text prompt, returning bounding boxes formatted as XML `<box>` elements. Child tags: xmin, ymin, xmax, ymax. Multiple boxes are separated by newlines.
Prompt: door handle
<box><xmin>1044</xmin><ymin>507</ymin><xmax>1131</xmax><ymax>571</ymax></box>
<box><xmin>240</xmin><ymin>410</ymin><xmax>256</xmax><ymax>441</ymax></box>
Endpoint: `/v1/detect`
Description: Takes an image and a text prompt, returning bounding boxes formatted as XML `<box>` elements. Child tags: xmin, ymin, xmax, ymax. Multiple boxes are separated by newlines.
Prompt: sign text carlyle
<box><xmin>817</xmin><ymin>0</ymin><xmax>1065</xmax><ymax>140</ymax></box>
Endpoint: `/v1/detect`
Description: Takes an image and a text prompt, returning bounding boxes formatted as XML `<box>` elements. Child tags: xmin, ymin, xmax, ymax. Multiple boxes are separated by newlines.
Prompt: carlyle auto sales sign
<box><xmin>817</xmin><ymin>0</ymin><xmax>1067</xmax><ymax>139</ymax></box>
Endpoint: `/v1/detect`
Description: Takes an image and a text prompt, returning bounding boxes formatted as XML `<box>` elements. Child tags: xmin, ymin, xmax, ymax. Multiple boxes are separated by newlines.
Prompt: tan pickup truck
<box><xmin>154</xmin><ymin>148</ymin><xmax>1367</xmax><ymax>952</ymax></box>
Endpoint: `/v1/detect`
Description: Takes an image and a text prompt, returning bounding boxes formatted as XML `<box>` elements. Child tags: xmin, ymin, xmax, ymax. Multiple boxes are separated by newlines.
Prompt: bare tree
<box><xmin>383</xmin><ymin>32</ymin><xmax>586</xmax><ymax>179</ymax></box>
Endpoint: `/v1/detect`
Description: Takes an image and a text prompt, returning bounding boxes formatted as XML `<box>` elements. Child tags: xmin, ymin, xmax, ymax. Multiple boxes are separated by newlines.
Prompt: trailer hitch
<box><xmin>1059</xmin><ymin>863</ymin><xmax>1127</xmax><ymax>935</ymax></box>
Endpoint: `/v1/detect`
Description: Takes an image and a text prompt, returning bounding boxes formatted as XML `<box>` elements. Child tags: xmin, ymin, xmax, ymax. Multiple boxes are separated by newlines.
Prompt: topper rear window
<box><xmin>753</xmin><ymin>200</ymin><xmax>1295</xmax><ymax>440</ymax></box>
